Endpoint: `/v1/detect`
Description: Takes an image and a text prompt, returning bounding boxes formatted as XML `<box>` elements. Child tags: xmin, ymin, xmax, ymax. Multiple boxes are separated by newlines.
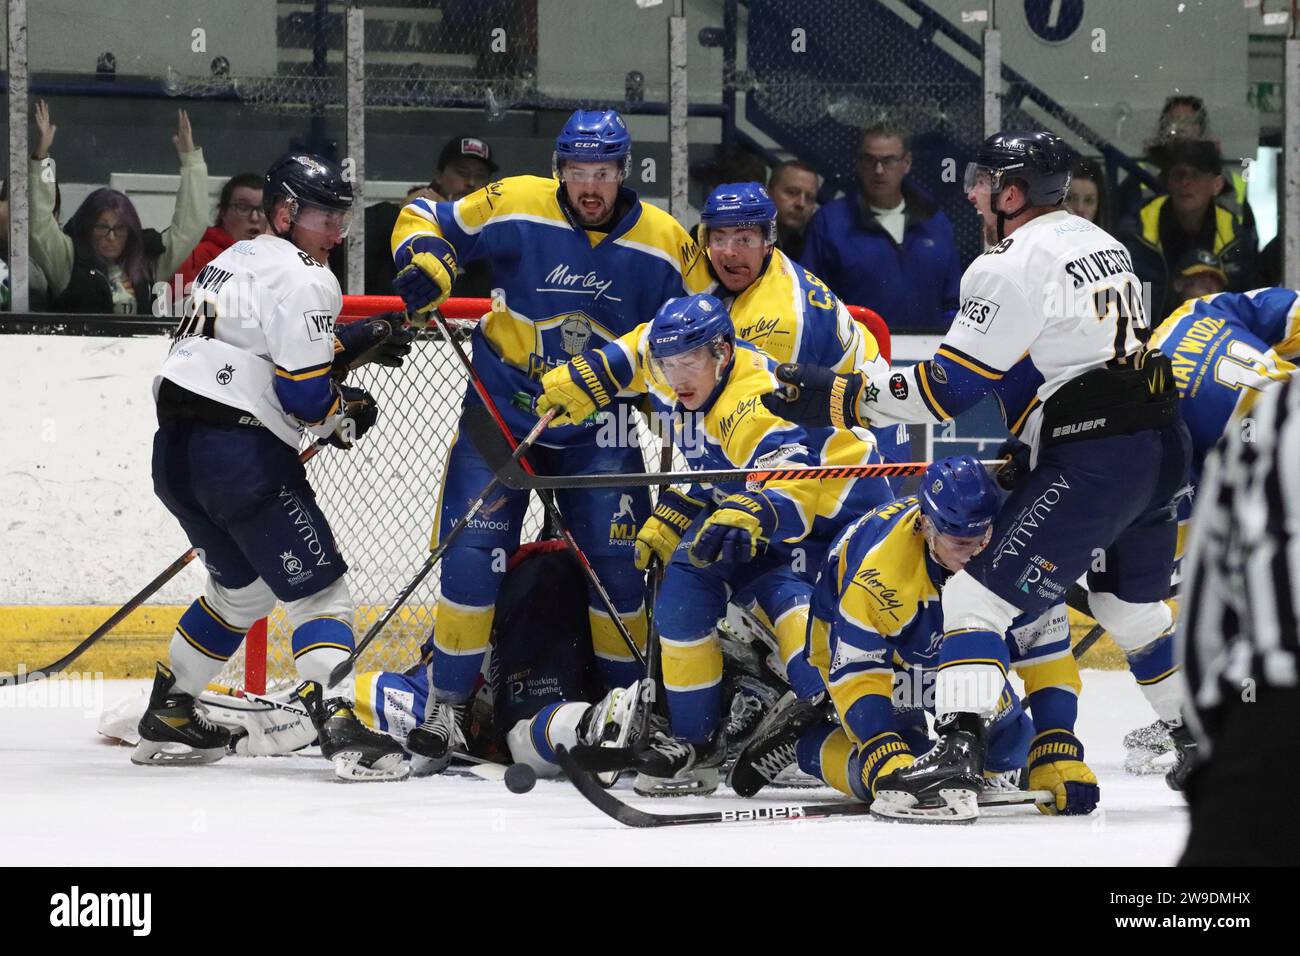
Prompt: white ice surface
<box><xmin>0</xmin><ymin>670</ymin><xmax>1187</xmax><ymax>866</ymax></box>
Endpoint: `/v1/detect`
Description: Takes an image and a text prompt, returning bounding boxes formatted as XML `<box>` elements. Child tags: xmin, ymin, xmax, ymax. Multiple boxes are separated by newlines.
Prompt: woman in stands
<box><xmin>28</xmin><ymin>100</ymin><xmax>209</xmax><ymax>314</ymax></box>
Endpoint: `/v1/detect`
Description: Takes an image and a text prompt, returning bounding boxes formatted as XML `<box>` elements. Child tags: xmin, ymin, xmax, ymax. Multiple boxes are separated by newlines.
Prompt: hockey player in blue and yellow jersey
<box><xmin>731</xmin><ymin>457</ymin><xmax>1095</xmax><ymax>820</ymax></box>
<box><xmin>1116</xmin><ymin>289</ymin><xmax>1299</xmax><ymax>773</ymax></box>
<box><xmin>1151</xmin><ymin>287</ymin><xmax>1299</xmax><ymax>496</ymax></box>
<box><xmin>388</xmin><ymin>110</ymin><xmax>711</xmax><ymax>774</ymax></box>
<box><xmin>696</xmin><ymin>181</ymin><xmax>911</xmax><ymax>480</ymax></box>
<box><xmin>535</xmin><ymin>293</ymin><xmax>895</xmax><ymax>795</ymax></box>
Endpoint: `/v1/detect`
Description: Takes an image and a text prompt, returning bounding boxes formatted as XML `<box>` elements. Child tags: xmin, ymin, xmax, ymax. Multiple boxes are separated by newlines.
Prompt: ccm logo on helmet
<box><xmin>572</xmin><ymin>142</ymin><xmax>600</xmax><ymax>149</ymax></box>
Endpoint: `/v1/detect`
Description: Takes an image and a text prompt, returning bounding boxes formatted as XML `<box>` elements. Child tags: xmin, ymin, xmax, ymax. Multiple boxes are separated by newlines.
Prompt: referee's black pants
<box><xmin>1180</xmin><ymin>687</ymin><xmax>1300</xmax><ymax>866</ymax></box>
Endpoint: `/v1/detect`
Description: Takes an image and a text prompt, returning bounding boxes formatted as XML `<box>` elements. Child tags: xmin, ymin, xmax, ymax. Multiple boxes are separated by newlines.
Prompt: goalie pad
<box><xmin>97</xmin><ymin>684</ymin><xmax>317</xmax><ymax>756</ymax></box>
<box><xmin>201</xmin><ymin>687</ymin><xmax>318</xmax><ymax>756</ymax></box>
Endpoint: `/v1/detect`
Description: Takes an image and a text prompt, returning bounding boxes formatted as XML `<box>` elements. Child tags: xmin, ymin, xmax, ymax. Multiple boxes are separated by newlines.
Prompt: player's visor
<box><xmin>962</xmin><ymin>163</ymin><xmax>1000</xmax><ymax>193</ymax></box>
<box><xmin>292</xmin><ymin>202</ymin><xmax>353</xmax><ymax>238</ymax></box>
<box><xmin>648</xmin><ymin>343</ymin><xmax>718</xmax><ymax>386</ymax></box>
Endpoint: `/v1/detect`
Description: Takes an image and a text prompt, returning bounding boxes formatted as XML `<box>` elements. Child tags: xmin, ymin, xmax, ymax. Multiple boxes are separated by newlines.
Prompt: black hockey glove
<box><xmin>328</xmin><ymin>384</ymin><xmax>379</xmax><ymax>449</ymax></box>
<box><xmin>332</xmin><ymin>312</ymin><xmax>415</xmax><ymax>374</ymax></box>
<box><xmin>995</xmin><ymin>438</ymin><xmax>1032</xmax><ymax>492</ymax></box>
<box><xmin>760</xmin><ymin>363</ymin><xmax>864</xmax><ymax>430</ymax></box>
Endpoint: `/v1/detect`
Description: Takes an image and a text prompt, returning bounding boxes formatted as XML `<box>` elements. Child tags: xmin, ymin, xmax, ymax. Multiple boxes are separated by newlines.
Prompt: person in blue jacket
<box><xmin>802</xmin><ymin>121</ymin><xmax>962</xmax><ymax>333</ymax></box>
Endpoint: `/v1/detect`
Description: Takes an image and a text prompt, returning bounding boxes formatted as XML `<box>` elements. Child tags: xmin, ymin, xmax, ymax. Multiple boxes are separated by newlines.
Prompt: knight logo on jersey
<box><xmin>560</xmin><ymin>315</ymin><xmax>593</xmax><ymax>355</ymax></box>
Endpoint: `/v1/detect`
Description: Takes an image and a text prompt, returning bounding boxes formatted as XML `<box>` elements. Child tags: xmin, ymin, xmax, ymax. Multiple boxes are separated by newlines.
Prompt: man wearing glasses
<box><xmin>802</xmin><ymin>121</ymin><xmax>961</xmax><ymax>333</ymax></box>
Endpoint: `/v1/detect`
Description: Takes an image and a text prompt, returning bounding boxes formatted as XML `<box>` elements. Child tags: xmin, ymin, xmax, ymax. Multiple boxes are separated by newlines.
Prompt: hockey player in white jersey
<box><xmin>137</xmin><ymin>152</ymin><xmax>414</xmax><ymax>781</ymax></box>
<box><xmin>766</xmin><ymin>131</ymin><xmax>1191</xmax><ymax>820</ymax></box>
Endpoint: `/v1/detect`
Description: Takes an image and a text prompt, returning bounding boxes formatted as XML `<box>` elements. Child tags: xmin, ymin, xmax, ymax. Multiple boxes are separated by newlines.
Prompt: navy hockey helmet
<box><xmin>264</xmin><ymin>151</ymin><xmax>354</xmax><ymax>235</ymax></box>
<box><xmin>553</xmin><ymin>109</ymin><xmax>632</xmax><ymax>180</ymax></box>
<box><xmin>919</xmin><ymin>455</ymin><xmax>1000</xmax><ymax>538</ymax></box>
<box><xmin>964</xmin><ymin>130</ymin><xmax>1073</xmax><ymax>210</ymax></box>
<box><xmin>701</xmin><ymin>182</ymin><xmax>778</xmax><ymax>243</ymax></box>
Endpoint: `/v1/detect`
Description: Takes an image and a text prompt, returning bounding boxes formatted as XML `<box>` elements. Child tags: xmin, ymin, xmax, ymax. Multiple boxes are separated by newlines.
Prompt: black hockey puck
<box><xmin>504</xmin><ymin>762</ymin><xmax>537</xmax><ymax>794</ymax></box>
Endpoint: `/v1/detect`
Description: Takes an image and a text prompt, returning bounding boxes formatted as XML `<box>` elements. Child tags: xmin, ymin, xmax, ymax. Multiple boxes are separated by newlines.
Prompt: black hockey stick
<box><xmin>326</xmin><ymin>408</ymin><xmax>557</xmax><ymax>688</ymax></box>
<box><xmin>2</xmin><ymin>442</ymin><xmax>328</xmax><ymax>687</ymax></box>
<box><xmin>1073</xmin><ymin>623</ymin><xmax>1106</xmax><ymax>661</ymax></box>
<box><xmin>466</xmin><ymin>414</ymin><xmax>1000</xmax><ymax>491</ymax></box>
<box><xmin>554</xmin><ymin>745</ymin><xmax>874</xmax><ymax>827</ymax></box>
<box><xmin>434</xmin><ymin>305</ymin><xmax>644</xmax><ymax>668</ymax></box>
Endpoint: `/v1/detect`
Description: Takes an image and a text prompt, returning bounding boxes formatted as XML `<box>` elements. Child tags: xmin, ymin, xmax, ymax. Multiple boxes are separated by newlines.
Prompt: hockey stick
<box><xmin>428</xmin><ymin>307</ymin><xmax>645</xmax><ymax>668</ymax></box>
<box><xmin>554</xmin><ymin>744</ymin><xmax>872</xmax><ymax>827</ymax></box>
<box><xmin>1073</xmin><ymin>623</ymin><xmax>1106</xmax><ymax>661</ymax></box>
<box><xmin>466</xmin><ymin>414</ymin><xmax>1001</xmax><ymax>491</ymax></box>
<box><xmin>556</xmin><ymin>746</ymin><xmax>1052</xmax><ymax>828</ymax></box>
<box><xmin>2</xmin><ymin>441</ymin><xmax>328</xmax><ymax>687</ymax></box>
<box><xmin>326</xmin><ymin>408</ymin><xmax>558</xmax><ymax>688</ymax></box>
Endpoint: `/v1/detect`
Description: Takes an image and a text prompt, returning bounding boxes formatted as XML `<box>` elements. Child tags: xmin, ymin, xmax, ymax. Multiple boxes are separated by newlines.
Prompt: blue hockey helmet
<box><xmin>919</xmin><ymin>455</ymin><xmax>1000</xmax><ymax>538</ymax></box>
<box><xmin>963</xmin><ymin>130</ymin><xmax>1073</xmax><ymax>209</ymax></box>
<box><xmin>648</xmin><ymin>293</ymin><xmax>734</xmax><ymax>362</ymax></box>
<box><xmin>264</xmin><ymin>151</ymin><xmax>354</xmax><ymax>236</ymax></box>
<box><xmin>701</xmin><ymin>182</ymin><xmax>778</xmax><ymax>243</ymax></box>
<box><xmin>553</xmin><ymin>109</ymin><xmax>632</xmax><ymax>180</ymax></box>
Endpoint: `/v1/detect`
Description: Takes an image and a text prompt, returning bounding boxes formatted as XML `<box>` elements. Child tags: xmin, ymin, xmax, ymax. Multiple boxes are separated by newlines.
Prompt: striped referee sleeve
<box><xmin>1180</xmin><ymin>374</ymin><xmax>1300</xmax><ymax>751</ymax></box>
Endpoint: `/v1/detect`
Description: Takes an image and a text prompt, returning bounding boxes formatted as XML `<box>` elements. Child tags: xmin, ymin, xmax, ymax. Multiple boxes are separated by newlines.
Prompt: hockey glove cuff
<box><xmin>393</xmin><ymin>236</ymin><xmax>456</xmax><ymax>315</ymax></box>
<box><xmin>536</xmin><ymin>350</ymin><xmax>620</xmax><ymax>427</ymax></box>
<box><xmin>634</xmin><ymin>488</ymin><xmax>706</xmax><ymax>570</ymax></box>
<box><xmin>856</xmin><ymin>732</ymin><xmax>916</xmax><ymax>800</ymax></box>
<box><xmin>1027</xmin><ymin>729</ymin><xmax>1100</xmax><ymax>816</ymax></box>
<box><xmin>761</xmin><ymin>363</ymin><xmax>866</xmax><ymax>431</ymax></box>
<box><xmin>688</xmin><ymin>493</ymin><xmax>777</xmax><ymax>567</ymax></box>
<box><xmin>332</xmin><ymin>312</ymin><xmax>415</xmax><ymax>374</ymax></box>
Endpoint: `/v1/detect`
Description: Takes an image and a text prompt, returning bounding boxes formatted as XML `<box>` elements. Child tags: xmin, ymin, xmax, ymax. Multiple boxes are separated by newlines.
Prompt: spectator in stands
<box><xmin>365</xmin><ymin>136</ymin><xmax>497</xmax><ymax>296</ymax></box>
<box><xmin>801</xmin><ymin>120</ymin><xmax>960</xmax><ymax>332</ymax></box>
<box><xmin>28</xmin><ymin>101</ymin><xmax>208</xmax><ymax>314</ymax></box>
<box><xmin>177</xmin><ymin>173</ymin><xmax>266</xmax><ymax>288</ymax></box>
<box><xmin>430</xmin><ymin>136</ymin><xmax>497</xmax><ymax>202</ymax></box>
<box><xmin>1065</xmin><ymin>158</ymin><xmax>1111</xmax><ymax>233</ymax></box>
<box><xmin>767</xmin><ymin>159</ymin><xmax>819</xmax><ymax>261</ymax></box>
<box><xmin>1121</xmin><ymin>138</ymin><xmax>1257</xmax><ymax>318</ymax></box>
<box><xmin>1113</xmin><ymin>94</ymin><xmax>1251</xmax><ymax>236</ymax></box>
<box><xmin>1168</xmin><ymin>248</ymin><xmax>1228</xmax><ymax>308</ymax></box>
<box><xmin>0</xmin><ymin>177</ymin><xmax>54</xmax><ymax>310</ymax></box>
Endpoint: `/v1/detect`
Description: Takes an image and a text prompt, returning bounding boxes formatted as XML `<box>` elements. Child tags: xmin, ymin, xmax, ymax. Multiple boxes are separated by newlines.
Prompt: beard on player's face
<box><xmin>563</xmin><ymin>169</ymin><xmax>621</xmax><ymax>227</ymax></box>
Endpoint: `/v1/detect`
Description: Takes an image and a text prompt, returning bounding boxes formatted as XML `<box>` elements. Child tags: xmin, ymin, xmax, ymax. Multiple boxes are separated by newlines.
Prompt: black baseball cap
<box><xmin>1155</xmin><ymin>138</ymin><xmax>1222</xmax><ymax>176</ymax></box>
<box><xmin>438</xmin><ymin>136</ymin><xmax>498</xmax><ymax>173</ymax></box>
<box><xmin>1174</xmin><ymin>248</ymin><xmax>1227</xmax><ymax>285</ymax></box>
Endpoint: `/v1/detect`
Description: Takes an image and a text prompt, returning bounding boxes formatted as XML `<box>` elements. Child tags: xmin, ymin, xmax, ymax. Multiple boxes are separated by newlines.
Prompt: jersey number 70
<box><xmin>1093</xmin><ymin>278</ymin><xmax>1147</xmax><ymax>363</ymax></box>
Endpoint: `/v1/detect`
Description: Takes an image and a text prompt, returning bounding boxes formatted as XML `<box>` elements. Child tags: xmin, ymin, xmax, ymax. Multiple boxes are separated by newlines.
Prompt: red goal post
<box><xmin>230</xmin><ymin>295</ymin><xmax>891</xmax><ymax>694</ymax></box>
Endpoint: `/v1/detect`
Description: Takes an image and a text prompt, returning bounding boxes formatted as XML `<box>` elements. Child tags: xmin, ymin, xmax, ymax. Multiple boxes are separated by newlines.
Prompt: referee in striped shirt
<box><xmin>1179</xmin><ymin>372</ymin><xmax>1299</xmax><ymax>866</ymax></box>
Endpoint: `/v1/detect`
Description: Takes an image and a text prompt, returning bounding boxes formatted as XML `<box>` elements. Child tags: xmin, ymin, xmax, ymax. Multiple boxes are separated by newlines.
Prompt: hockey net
<box><xmin>218</xmin><ymin>296</ymin><xmax>891</xmax><ymax>694</ymax></box>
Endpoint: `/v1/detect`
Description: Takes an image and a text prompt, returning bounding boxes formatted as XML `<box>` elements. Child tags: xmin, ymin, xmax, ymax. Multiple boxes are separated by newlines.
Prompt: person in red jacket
<box><xmin>178</xmin><ymin>173</ymin><xmax>266</xmax><ymax>288</ymax></box>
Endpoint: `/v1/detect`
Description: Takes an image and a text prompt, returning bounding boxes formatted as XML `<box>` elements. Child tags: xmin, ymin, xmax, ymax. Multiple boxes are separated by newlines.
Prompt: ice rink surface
<box><xmin>1</xmin><ymin>670</ymin><xmax>1187</xmax><ymax>866</ymax></box>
